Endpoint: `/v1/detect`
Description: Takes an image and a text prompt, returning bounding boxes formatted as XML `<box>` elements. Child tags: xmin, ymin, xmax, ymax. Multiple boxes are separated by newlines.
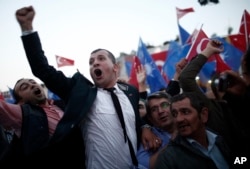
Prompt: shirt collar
<box><xmin>186</xmin><ymin>130</ymin><xmax>217</xmax><ymax>150</ymax></box>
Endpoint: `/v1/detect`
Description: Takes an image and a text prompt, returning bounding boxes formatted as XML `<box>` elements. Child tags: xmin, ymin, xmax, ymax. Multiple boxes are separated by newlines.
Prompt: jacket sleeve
<box><xmin>179</xmin><ymin>54</ymin><xmax>207</xmax><ymax>95</ymax></box>
<box><xmin>165</xmin><ymin>80</ymin><xmax>180</xmax><ymax>96</ymax></box>
<box><xmin>21</xmin><ymin>32</ymin><xmax>72</xmax><ymax>101</ymax></box>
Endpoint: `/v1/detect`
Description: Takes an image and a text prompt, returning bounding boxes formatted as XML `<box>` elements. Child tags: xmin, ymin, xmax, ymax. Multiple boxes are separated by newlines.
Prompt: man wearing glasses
<box><xmin>137</xmin><ymin>91</ymin><xmax>177</xmax><ymax>169</ymax></box>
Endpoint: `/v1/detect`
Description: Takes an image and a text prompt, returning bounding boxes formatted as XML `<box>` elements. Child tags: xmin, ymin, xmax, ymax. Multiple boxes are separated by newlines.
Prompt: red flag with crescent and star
<box><xmin>185</xmin><ymin>28</ymin><xmax>231</xmax><ymax>74</ymax></box>
<box><xmin>55</xmin><ymin>55</ymin><xmax>74</xmax><ymax>68</ymax></box>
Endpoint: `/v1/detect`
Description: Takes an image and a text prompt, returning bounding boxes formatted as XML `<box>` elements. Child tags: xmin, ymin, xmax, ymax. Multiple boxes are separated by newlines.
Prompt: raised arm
<box><xmin>163</xmin><ymin>58</ymin><xmax>188</xmax><ymax>96</ymax></box>
<box><xmin>179</xmin><ymin>39</ymin><xmax>223</xmax><ymax>95</ymax></box>
<box><xmin>16</xmin><ymin>6</ymin><xmax>34</xmax><ymax>32</ymax></box>
<box><xmin>15</xmin><ymin>6</ymin><xmax>72</xmax><ymax>101</ymax></box>
<box><xmin>136</xmin><ymin>65</ymin><xmax>148</xmax><ymax>99</ymax></box>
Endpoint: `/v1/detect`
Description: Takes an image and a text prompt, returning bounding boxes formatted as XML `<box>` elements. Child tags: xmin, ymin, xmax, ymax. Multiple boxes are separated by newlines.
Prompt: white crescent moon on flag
<box><xmin>196</xmin><ymin>38</ymin><xmax>209</xmax><ymax>54</ymax></box>
<box><xmin>56</xmin><ymin>56</ymin><xmax>63</xmax><ymax>65</ymax></box>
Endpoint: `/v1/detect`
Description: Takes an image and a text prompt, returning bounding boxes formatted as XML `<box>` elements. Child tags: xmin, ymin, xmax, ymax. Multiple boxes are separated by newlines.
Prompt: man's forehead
<box><xmin>20</xmin><ymin>78</ymin><xmax>35</xmax><ymax>83</ymax></box>
<box><xmin>149</xmin><ymin>97</ymin><xmax>169</xmax><ymax>102</ymax></box>
<box><xmin>91</xmin><ymin>49</ymin><xmax>109</xmax><ymax>57</ymax></box>
<box><xmin>16</xmin><ymin>79</ymin><xmax>36</xmax><ymax>86</ymax></box>
<box><xmin>172</xmin><ymin>98</ymin><xmax>189</xmax><ymax>106</ymax></box>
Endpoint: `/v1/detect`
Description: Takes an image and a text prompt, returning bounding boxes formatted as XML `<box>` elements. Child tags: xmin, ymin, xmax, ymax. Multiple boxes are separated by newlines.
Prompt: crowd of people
<box><xmin>0</xmin><ymin>5</ymin><xmax>249</xmax><ymax>169</ymax></box>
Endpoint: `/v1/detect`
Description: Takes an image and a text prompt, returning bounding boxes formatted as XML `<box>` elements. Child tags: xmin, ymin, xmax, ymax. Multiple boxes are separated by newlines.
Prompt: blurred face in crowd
<box><xmin>89</xmin><ymin>49</ymin><xmax>118</xmax><ymax>88</ymax></box>
<box><xmin>14</xmin><ymin>78</ymin><xmax>47</xmax><ymax>105</ymax></box>
<box><xmin>171</xmin><ymin>97</ymin><xmax>208</xmax><ymax>140</ymax></box>
<box><xmin>139</xmin><ymin>99</ymin><xmax>147</xmax><ymax>118</ymax></box>
<box><xmin>147</xmin><ymin>97</ymin><xmax>175</xmax><ymax>130</ymax></box>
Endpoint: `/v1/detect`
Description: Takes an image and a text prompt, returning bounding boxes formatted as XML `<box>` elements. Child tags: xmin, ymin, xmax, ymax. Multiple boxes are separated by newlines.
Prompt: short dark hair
<box><xmin>170</xmin><ymin>92</ymin><xmax>207</xmax><ymax>114</ymax></box>
<box><xmin>147</xmin><ymin>91</ymin><xmax>172</xmax><ymax>101</ymax></box>
<box><xmin>90</xmin><ymin>48</ymin><xmax>116</xmax><ymax>64</ymax></box>
<box><xmin>146</xmin><ymin>91</ymin><xmax>172</xmax><ymax>114</ymax></box>
<box><xmin>12</xmin><ymin>78</ymin><xmax>24</xmax><ymax>104</ymax></box>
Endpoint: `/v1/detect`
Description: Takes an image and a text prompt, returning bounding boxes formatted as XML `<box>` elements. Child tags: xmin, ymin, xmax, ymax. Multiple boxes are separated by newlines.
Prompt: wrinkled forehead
<box><xmin>14</xmin><ymin>78</ymin><xmax>37</xmax><ymax>90</ymax></box>
<box><xmin>171</xmin><ymin>97</ymin><xmax>190</xmax><ymax>108</ymax></box>
<box><xmin>90</xmin><ymin>49</ymin><xmax>110</xmax><ymax>59</ymax></box>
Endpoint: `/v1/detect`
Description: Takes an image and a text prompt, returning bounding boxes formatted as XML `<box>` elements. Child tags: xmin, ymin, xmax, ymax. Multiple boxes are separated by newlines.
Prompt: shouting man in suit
<box><xmin>15</xmin><ymin>6</ymin><xmax>159</xmax><ymax>169</ymax></box>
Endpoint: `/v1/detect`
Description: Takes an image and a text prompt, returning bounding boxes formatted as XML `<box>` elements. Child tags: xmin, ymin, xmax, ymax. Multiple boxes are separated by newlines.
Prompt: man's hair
<box><xmin>12</xmin><ymin>78</ymin><xmax>24</xmax><ymax>104</ymax></box>
<box><xmin>146</xmin><ymin>91</ymin><xmax>172</xmax><ymax>114</ymax></box>
<box><xmin>170</xmin><ymin>92</ymin><xmax>207</xmax><ymax>114</ymax></box>
<box><xmin>90</xmin><ymin>48</ymin><xmax>116</xmax><ymax>64</ymax></box>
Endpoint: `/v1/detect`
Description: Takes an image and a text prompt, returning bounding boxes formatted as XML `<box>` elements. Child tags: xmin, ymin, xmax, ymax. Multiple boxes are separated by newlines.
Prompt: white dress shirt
<box><xmin>81</xmin><ymin>85</ymin><xmax>137</xmax><ymax>169</ymax></box>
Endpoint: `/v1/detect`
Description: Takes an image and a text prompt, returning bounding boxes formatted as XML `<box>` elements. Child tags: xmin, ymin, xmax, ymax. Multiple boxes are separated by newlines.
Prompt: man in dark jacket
<box><xmin>15</xmin><ymin>5</ymin><xmax>158</xmax><ymax>169</ymax></box>
<box><xmin>155</xmin><ymin>92</ymin><xmax>232</xmax><ymax>169</ymax></box>
<box><xmin>179</xmin><ymin>39</ymin><xmax>249</xmax><ymax>168</ymax></box>
<box><xmin>0</xmin><ymin>78</ymin><xmax>84</xmax><ymax>168</ymax></box>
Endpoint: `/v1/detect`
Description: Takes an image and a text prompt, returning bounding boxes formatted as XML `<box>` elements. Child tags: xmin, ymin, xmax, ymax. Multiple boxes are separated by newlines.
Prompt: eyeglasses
<box><xmin>150</xmin><ymin>102</ymin><xmax>170</xmax><ymax>113</ymax></box>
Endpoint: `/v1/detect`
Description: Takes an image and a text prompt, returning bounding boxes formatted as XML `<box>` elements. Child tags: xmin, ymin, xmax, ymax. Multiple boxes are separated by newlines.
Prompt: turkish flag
<box><xmin>151</xmin><ymin>51</ymin><xmax>167</xmax><ymax>72</ymax></box>
<box><xmin>56</xmin><ymin>55</ymin><xmax>74</xmax><ymax>68</ymax></box>
<box><xmin>186</xmin><ymin>28</ymin><xmax>231</xmax><ymax>74</ymax></box>
<box><xmin>185</xmin><ymin>29</ymin><xmax>211</xmax><ymax>61</ymax></box>
<box><xmin>226</xmin><ymin>33</ymin><xmax>247</xmax><ymax>53</ymax></box>
<box><xmin>176</xmin><ymin>7</ymin><xmax>194</xmax><ymax>20</ymax></box>
<box><xmin>215</xmin><ymin>55</ymin><xmax>231</xmax><ymax>73</ymax></box>
<box><xmin>128</xmin><ymin>56</ymin><xmax>141</xmax><ymax>88</ymax></box>
<box><xmin>238</xmin><ymin>9</ymin><xmax>250</xmax><ymax>51</ymax></box>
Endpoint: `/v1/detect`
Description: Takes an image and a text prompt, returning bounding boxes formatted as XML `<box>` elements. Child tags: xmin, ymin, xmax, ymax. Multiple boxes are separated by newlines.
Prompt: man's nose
<box><xmin>92</xmin><ymin>58</ymin><xmax>100</xmax><ymax>65</ymax></box>
<box><xmin>29</xmin><ymin>84</ymin><xmax>36</xmax><ymax>89</ymax></box>
<box><xmin>175</xmin><ymin>114</ymin><xmax>184</xmax><ymax>122</ymax></box>
<box><xmin>158</xmin><ymin>106</ymin><xmax>165</xmax><ymax>113</ymax></box>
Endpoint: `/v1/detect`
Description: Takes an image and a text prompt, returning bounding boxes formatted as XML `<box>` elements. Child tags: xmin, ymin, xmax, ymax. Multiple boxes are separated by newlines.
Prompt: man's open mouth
<box><xmin>34</xmin><ymin>88</ymin><xmax>41</xmax><ymax>95</ymax></box>
<box><xmin>94</xmin><ymin>69</ymin><xmax>102</xmax><ymax>77</ymax></box>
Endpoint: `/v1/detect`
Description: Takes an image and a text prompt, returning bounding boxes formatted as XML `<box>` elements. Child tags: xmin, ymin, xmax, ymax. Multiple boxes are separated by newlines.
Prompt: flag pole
<box><xmin>185</xmin><ymin>24</ymin><xmax>203</xmax><ymax>61</ymax></box>
<box><xmin>243</xmin><ymin>10</ymin><xmax>249</xmax><ymax>50</ymax></box>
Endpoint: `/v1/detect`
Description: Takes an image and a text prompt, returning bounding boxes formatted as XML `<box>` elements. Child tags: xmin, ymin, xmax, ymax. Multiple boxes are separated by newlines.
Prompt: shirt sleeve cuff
<box><xmin>22</xmin><ymin>30</ymin><xmax>34</xmax><ymax>36</ymax></box>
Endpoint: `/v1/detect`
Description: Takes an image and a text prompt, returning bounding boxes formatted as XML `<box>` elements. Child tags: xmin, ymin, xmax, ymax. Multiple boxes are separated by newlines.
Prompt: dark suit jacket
<box><xmin>179</xmin><ymin>54</ymin><xmax>250</xmax><ymax>166</ymax></box>
<box><xmin>155</xmin><ymin>133</ymin><xmax>233</xmax><ymax>169</ymax></box>
<box><xmin>21</xmin><ymin>32</ymin><xmax>143</xmax><ymax>165</ymax></box>
<box><xmin>0</xmin><ymin>103</ymin><xmax>85</xmax><ymax>168</ymax></box>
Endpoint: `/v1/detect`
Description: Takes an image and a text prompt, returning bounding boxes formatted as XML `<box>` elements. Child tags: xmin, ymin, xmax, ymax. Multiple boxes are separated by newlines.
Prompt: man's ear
<box><xmin>200</xmin><ymin>107</ymin><xmax>209</xmax><ymax>123</ymax></box>
<box><xmin>113</xmin><ymin>63</ymin><xmax>121</xmax><ymax>77</ymax></box>
<box><xmin>113</xmin><ymin>63</ymin><xmax>119</xmax><ymax>71</ymax></box>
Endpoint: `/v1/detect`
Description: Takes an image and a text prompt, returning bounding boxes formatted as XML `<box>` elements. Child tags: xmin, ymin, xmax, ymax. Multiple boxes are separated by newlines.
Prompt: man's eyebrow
<box><xmin>28</xmin><ymin>79</ymin><xmax>36</xmax><ymax>83</ymax></box>
<box><xmin>19</xmin><ymin>82</ymin><xmax>27</xmax><ymax>90</ymax></box>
